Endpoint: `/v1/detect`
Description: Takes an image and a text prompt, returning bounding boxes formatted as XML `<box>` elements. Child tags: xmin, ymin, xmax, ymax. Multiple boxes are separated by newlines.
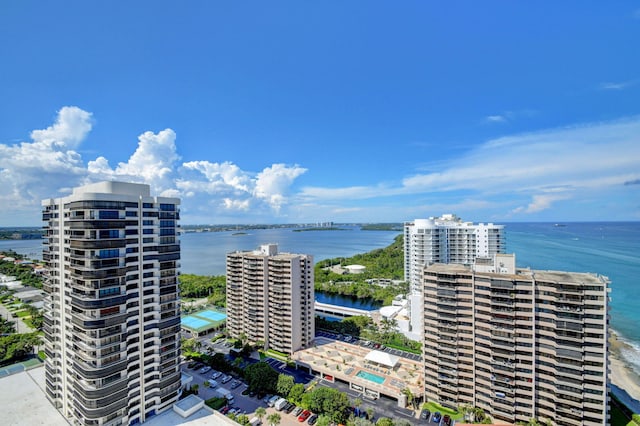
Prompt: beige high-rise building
<box><xmin>226</xmin><ymin>244</ymin><xmax>314</xmax><ymax>355</ymax></box>
<box><xmin>42</xmin><ymin>182</ymin><xmax>182</xmax><ymax>425</ymax></box>
<box><xmin>422</xmin><ymin>254</ymin><xmax>609</xmax><ymax>426</ymax></box>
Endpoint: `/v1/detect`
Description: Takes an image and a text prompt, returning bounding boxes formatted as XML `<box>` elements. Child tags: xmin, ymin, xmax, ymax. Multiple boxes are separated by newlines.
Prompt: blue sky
<box><xmin>1</xmin><ymin>2</ymin><xmax>639</xmax><ymax>225</ymax></box>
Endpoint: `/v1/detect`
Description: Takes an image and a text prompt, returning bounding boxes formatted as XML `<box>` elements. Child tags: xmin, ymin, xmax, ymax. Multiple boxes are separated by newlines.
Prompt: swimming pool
<box><xmin>356</xmin><ymin>370</ymin><xmax>385</xmax><ymax>385</ymax></box>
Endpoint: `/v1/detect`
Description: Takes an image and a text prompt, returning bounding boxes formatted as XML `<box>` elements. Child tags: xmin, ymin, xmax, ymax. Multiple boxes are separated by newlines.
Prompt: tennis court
<box><xmin>196</xmin><ymin>310</ymin><xmax>226</xmax><ymax>322</ymax></box>
<box><xmin>181</xmin><ymin>309</ymin><xmax>227</xmax><ymax>336</ymax></box>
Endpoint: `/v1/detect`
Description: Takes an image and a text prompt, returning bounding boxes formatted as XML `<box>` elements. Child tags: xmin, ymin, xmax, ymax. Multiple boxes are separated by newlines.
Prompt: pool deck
<box><xmin>292</xmin><ymin>337</ymin><xmax>423</xmax><ymax>399</ymax></box>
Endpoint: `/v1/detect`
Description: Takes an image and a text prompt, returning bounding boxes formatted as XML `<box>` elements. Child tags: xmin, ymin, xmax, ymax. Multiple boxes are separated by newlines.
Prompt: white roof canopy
<box><xmin>364</xmin><ymin>350</ymin><xmax>400</xmax><ymax>368</ymax></box>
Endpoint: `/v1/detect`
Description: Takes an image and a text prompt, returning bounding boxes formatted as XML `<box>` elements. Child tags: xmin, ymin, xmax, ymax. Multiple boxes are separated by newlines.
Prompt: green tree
<box><xmin>315</xmin><ymin>415</ymin><xmax>332</xmax><ymax>426</ymax></box>
<box><xmin>376</xmin><ymin>418</ymin><xmax>394</xmax><ymax>426</ymax></box>
<box><xmin>244</xmin><ymin>362</ymin><xmax>279</xmax><ymax>394</ymax></box>
<box><xmin>0</xmin><ymin>332</ymin><xmax>42</xmax><ymax>365</ymax></box>
<box><xmin>267</xmin><ymin>412</ymin><xmax>281</xmax><ymax>426</ymax></box>
<box><xmin>402</xmin><ymin>387</ymin><xmax>417</xmax><ymax>410</ymax></box>
<box><xmin>473</xmin><ymin>407</ymin><xmax>486</xmax><ymax>423</ymax></box>
<box><xmin>255</xmin><ymin>407</ymin><xmax>266</xmax><ymax>424</ymax></box>
<box><xmin>276</xmin><ymin>374</ymin><xmax>295</xmax><ymax>396</ymax></box>
<box><xmin>307</xmin><ymin>386</ymin><xmax>350</xmax><ymax>424</ymax></box>
<box><xmin>0</xmin><ymin>317</ymin><xmax>16</xmax><ymax>334</ymax></box>
<box><xmin>181</xmin><ymin>337</ymin><xmax>200</xmax><ymax>354</ymax></box>
<box><xmin>287</xmin><ymin>383</ymin><xmax>305</xmax><ymax>404</ymax></box>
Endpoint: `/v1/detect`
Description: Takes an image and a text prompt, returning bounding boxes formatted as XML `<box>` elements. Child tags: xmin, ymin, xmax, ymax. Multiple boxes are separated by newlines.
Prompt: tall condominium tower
<box><xmin>226</xmin><ymin>244</ymin><xmax>314</xmax><ymax>355</ymax></box>
<box><xmin>42</xmin><ymin>182</ymin><xmax>181</xmax><ymax>425</ymax></box>
<box><xmin>404</xmin><ymin>214</ymin><xmax>504</xmax><ymax>337</ymax></box>
<box><xmin>422</xmin><ymin>255</ymin><xmax>609</xmax><ymax>426</ymax></box>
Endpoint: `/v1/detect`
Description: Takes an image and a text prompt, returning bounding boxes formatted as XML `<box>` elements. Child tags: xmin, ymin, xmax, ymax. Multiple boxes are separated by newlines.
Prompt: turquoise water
<box><xmin>505</xmin><ymin>222</ymin><xmax>640</xmax><ymax>373</ymax></box>
<box><xmin>356</xmin><ymin>370</ymin><xmax>386</xmax><ymax>384</ymax></box>
<box><xmin>2</xmin><ymin>222</ymin><xmax>639</xmax><ymax>368</ymax></box>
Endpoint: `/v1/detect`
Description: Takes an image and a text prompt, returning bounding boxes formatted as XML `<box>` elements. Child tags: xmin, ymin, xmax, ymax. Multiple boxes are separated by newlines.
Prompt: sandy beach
<box><xmin>610</xmin><ymin>332</ymin><xmax>640</xmax><ymax>408</ymax></box>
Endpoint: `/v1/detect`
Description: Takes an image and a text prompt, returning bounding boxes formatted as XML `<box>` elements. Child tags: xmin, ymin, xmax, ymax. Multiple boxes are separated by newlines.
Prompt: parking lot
<box><xmin>182</xmin><ymin>329</ymin><xmax>424</xmax><ymax>425</ymax></box>
<box><xmin>315</xmin><ymin>330</ymin><xmax>422</xmax><ymax>362</ymax></box>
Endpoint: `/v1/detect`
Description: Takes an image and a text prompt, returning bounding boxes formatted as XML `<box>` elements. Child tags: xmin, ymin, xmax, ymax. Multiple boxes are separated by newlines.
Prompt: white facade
<box><xmin>404</xmin><ymin>214</ymin><xmax>504</xmax><ymax>336</ymax></box>
<box><xmin>226</xmin><ymin>244</ymin><xmax>314</xmax><ymax>355</ymax></box>
<box><xmin>42</xmin><ymin>181</ymin><xmax>181</xmax><ymax>425</ymax></box>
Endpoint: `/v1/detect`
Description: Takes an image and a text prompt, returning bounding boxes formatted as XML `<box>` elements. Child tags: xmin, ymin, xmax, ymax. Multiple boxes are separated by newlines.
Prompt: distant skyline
<box><xmin>1</xmin><ymin>2</ymin><xmax>639</xmax><ymax>226</ymax></box>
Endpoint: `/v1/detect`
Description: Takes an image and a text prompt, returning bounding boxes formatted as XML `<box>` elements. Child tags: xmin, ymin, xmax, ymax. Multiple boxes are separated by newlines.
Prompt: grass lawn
<box><xmin>422</xmin><ymin>401</ymin><xmax>463</xmax><ymax>420</ymax></box>
<box><xmin>15</xmin><ymin>310</ymin><xmax>30</xmax><ymax>318</ymax></box>
<box><xmin>263</xmin><ymin>348</ymin><xmax>288</xmax><ymax>361</ymax></box>
<box><xmin>205</xmin><ymin>397</ymin><xmax>227</xmax><ymax>410</ymax></box>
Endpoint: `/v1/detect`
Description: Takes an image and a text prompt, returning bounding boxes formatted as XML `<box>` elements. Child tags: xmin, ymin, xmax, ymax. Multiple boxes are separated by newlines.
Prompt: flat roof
<box><xmin>365</xmin><ymin>350</ymin><xmax>401</xmax><ymax>368</ymax></box>
<box><xmin>0</xmin><ymin>367</ymin><xmax>69</xmax><ymax>426</ymax></box>
<box><xmin>0</xmin><ymin>366</ymin><xmax>236</xmax><ymax>426</ymax></box>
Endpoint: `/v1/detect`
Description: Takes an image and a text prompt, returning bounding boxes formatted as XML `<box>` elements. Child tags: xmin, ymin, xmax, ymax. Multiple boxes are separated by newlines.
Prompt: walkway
<box><xmin>0</xmin><ymin>301</ymin><xmax>34</xmax><ymax>334</ymax></box>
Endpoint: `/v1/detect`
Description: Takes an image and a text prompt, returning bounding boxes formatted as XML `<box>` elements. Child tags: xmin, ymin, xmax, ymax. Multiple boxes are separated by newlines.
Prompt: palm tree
<box><xmin>402</xmin><ymin>387</ymin><xmax>416</xmax><ymax>410</ymax></box>
<box><xmin>255</xmin><ymin>407</ymin><xmax>266</xmax><ymax>424</ymax></box>
<box><xmin>267</xmin><ymin>412</ymin><xmax>281</xmax><ymax>426</ymax></box>
<box><xmin>473</xmin><ymin>407</ymin><xmax>486</xmax><ymax>423</ymax></box>
<box><xmin>458</xmin><ymin>404</ymin><xmax>473</xmax><ymax>421</ymax></box>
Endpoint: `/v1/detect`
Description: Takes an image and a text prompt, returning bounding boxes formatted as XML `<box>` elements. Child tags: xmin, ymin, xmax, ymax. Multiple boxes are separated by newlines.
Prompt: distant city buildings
<box><xmin>404</xmin><ymin>214</ymin><xmax>505</xmax><ymax>337</ymax></box>
<box><xmin>226</xmin><ymin>244</ymin><xmax>314</xmax><ymax>355</ymax></box>
<box><xmin>422</xmin><ymin>254</ymin><xmax>609</xmax><ymax>426</ymax></box>
<box><xmin>42</xmin><ymin>181</ymin><xmax>181</xmax><ymax>425</ymax></box>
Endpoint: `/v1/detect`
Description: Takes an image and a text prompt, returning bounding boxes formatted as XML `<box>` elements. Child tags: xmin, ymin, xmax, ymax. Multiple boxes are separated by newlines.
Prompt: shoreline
<box><xmin>610</xmin><ymin>330</ymin><xmax>640</xmax><ymax>411</ymax></box>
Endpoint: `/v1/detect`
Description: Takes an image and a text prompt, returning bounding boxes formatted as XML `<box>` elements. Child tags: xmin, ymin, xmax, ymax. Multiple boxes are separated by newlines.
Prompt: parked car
<box><xmin>420</xmin><ymin>409</ymin><xmax>431</xmax><ymax>420</ymax></box>
<box><xmin>298</xmin><ymin>410</ymin><xmax>311</xmax><ymax>422</ymax></box>
<box><xmin>211</xmin><ymin>371</ymin><xmax>222</xmax><ymax>379</ymax></box>
<box><xmin>221</xmin><ymin>375</ymin><xmax>232</xmax><ymax>384</ymax></box>
<box><xmin>292</xmin><ymin>407</ymin><xmax>303</xmax><ymax>417</ymax></box>
<box><xmin>443</xmin><ymin>414</ymin><xmax>452</xmax><ymax>426</ymax></box>
<box><xmin>307</xmin><ymin>414</ymin><xmax>318</xmax><ymax>425</ymax></box>
<box><xmin>285</xmin><ymin>403</ymin><xmax>296</xmax><ymax>413</ymax></box>
<box><xmin>220</xmin><ymin>406</ymin><xmax>230</xmax><ymax>414</ymax></box>
<box><xmin>230</xmin><ymin>380</ymin><xmax>241</xmax><ymax>389</ymax></box>
<box><xmin>432</xmin><ymin>412</ymin><xmax>442</xmax><ymax>423</ymax></box>
<box><xmin>199</xmin><ymin>366</ymin><xmax>211</xmax><ymax>374</ymax></box>
<box><xmin>187</xmin><ymin>361</ymin><xmax>198</xmax><ymax>369</ymax></box>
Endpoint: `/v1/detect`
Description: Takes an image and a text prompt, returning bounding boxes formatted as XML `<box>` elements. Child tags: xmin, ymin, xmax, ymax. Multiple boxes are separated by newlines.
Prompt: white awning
<box><xmin>364</xmin><ymin>350</ymin><xmax>400</xmax><ymax>368</ymax></box>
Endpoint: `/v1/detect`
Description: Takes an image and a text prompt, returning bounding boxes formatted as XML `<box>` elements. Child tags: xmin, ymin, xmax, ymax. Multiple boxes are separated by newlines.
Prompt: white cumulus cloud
<box><xmin>0</xmin><ymin>106</ymin><xmax>310</xmax><ymax>225</ymax></box>
<box><xmin>87</xmin><ymin>128</ymin><xmax>180</xmax><ymax>194</ymax></box>
<box><xmin>30</xmin><ymin>106</ymin><xmax>93</xmax><ymax>150</ymax></box>
<box><xmin>254</xmin><ymin>164</ymin><xmax>307</xmax><ymax>212</ymax></box>
<box><xmin>0</xmin><ymin>107</ymin><xmax>92</xmax><ymax>219</ymax></box>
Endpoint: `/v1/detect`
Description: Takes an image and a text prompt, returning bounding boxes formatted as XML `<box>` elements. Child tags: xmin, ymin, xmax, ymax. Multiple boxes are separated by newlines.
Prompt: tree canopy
<box><xmin>0</xmin><ymin>332</ymin><xmax>42</xmax><ymax>365</ymax></box>
<box><xmin>179</xmin><ymin>274</ymin><xmax>226</xmax><ymax>305</ymax></box>
<box><xmin>244</xmin><ymin>361</ymin><xmax>279</xmax><ymax>394</ymax></box>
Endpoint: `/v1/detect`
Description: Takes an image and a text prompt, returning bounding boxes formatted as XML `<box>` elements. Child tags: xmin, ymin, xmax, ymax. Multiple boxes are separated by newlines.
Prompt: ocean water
<box><xmin>2</xmin><ymin>222</ymin><xmax>639</xmax><ymax>368</ymax></box>
<box><xmin>505</xmin><ymin>222</ymin><xmax>640</xmax><ymax>374</ymax></box>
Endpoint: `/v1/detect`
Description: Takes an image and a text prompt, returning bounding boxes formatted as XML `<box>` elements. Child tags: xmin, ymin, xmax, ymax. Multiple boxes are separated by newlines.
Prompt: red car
<box><xmin>298</xmin><ymin>410</ymin><xmax>311</xmax><ymax>422</ymax></box>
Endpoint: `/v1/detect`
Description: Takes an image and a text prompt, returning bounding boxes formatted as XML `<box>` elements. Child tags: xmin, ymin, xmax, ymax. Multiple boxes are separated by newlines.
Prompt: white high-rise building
<box><xmin>226</xmin><ymin>244</ymin><xmax>314</xmax><ymax>355</ymax></box>
<box><xmin>42</xmin><ymin>182</ymin><xmax>181</xmax><ymax>425</ymax></box>
<box><xmin>404</xmin><ymin>214</ymin><xmax>504</xmax><ymax>336</ymax></box>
